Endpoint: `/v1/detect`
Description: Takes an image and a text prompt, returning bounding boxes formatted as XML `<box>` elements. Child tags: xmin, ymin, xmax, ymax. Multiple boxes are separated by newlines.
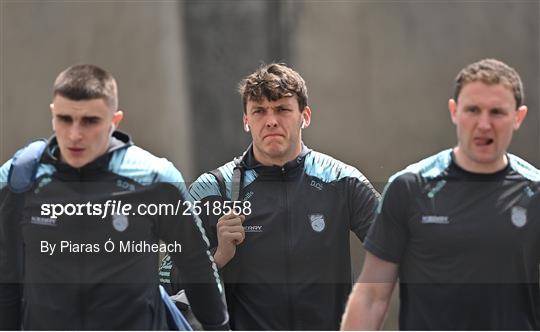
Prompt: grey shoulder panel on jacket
<box><xmin>109</xmin><ymin>145</ymin><xmax>185</xmax><ymax>187</ymax></box>
<box><xmin>508</xmin><ymin>153</ymin><xmax>540</xmax><ymax>181</ymax></box>
<box><xmin>0</xmin><ymin>159</ymin><xmax>12</xmax><ymax>191</ymax></box>
<box><xmin>304</xmin><ymin>151</ymin><xmax>366</xmax><ymax>182</ymax></box>
<box><xmin>377</xmin><ymin>149</ymin><xmax>452</xmax><ymax>213</ymax></box>
<box><xmin>388</xmin><ymin>148</ymin><xmax>452</xmax><ymax>184</ymax></box>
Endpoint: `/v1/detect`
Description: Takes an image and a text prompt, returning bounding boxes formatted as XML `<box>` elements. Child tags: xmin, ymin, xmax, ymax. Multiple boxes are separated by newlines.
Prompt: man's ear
<box><xmin>514</xmin><ymin>105</ymin><xmax>528</xmax><ymax>130</ymax></box>
<box><xmin>243</xmin><ymin>114</ymin><xmax>250</xmax><ymax>132</ymax></box>
<box><xmin>50</xmin><ymin>103</ymin><xmax>56</xmax><ymax>131</ymax></box>
<box><xmin>301</xmin><ymin>106</ymin><xmax>312</xmax><ymax>129</ymax></box>
<box><xmin>448</xmin><ymin>99</ymin><xmax>458</xmax><ymax>125</ymax></box>
<box><xmin>112</xmin><ymin>110</ymin><xmax>124</xmax><ymax>128</ymax></box>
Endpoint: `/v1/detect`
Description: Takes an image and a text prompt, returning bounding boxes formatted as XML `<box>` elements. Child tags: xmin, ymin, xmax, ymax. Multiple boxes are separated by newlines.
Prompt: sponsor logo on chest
<box><xmin>244</xmin><ymin>225</ymin><xmax>263</xmax><ymax>233</ymax></box>
<box><xmin>31</xmin><ymin>216</ymin><xmax>57</xmax><ymax>227</ymax></box>
<box><xmin>421</xmin><ymin>215</ymin><xmax>449</xmax><ymax>224</ymax></box>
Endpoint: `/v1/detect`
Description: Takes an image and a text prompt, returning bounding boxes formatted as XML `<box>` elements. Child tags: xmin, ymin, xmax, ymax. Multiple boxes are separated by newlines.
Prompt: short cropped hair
<box><xmin>53</xmin><ymin>64</ymin><xmax>118</xmax><ymax>111</ymax></box>
<box><xmin>454</xmin><ymin>59</ymin><xmax>523</xmax><ymax>108</ymax></box>
<box><xmin>238</xmin><ymin>63</ymin><xmax>308</xmax><ymax>113</ymax></box>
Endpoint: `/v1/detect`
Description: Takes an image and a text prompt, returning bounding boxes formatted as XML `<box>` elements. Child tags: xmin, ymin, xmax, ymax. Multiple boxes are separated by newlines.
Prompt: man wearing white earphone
<box><xmin>161</xmin><ymin>63</ymin><xmax>380</xmax><ymax>330</ymax></box>
<box><xmin>0</xmin><ymin>64</ymin><xmax>228</xmax><ymax>330</ymax></box>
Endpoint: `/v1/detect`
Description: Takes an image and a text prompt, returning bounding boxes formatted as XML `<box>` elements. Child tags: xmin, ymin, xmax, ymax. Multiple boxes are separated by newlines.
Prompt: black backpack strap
<box><xmin>208</xmin><ymin>159</ymin><xmax>245</xmax><ymax>311</ymax></box>
<box><xmin>208</xmin><ymin>157</ymin><xmax>244</xmax><ymax>201</ymax></box>
<box><xmin>230</xmin><ymin>157</ymin><xmax>243</xmax><ymax>202</ymax></box>
<box><xmin>208</xmin><ymin>169</ymin><xmax>227</xmax><ymax>199</ymax></box>
<box><xmin>8</xmin><ymin>139</ymin><xmax>48</xmax><ymax>193</ymax></box>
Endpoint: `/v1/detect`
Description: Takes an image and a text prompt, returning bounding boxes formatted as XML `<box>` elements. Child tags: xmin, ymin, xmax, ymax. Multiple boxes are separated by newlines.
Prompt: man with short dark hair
<box><xmin>341</xmin><ymin>58</ymin><xmax>540</xmax><ymax>330</ymax></box>
<box><xmin>0</xmin><ymin>64</ymin><xmax>229</xmax><ymax>330</ymax></box>
<box><xmin>161</xmin><ymin>63</ymin><xmax>380</xmax><ymax>330</ymax></box>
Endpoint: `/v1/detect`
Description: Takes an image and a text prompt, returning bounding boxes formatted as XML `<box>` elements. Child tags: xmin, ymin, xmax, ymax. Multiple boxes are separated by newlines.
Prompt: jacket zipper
<box><xmin>282</xmin><ymin>166</ymin><xmax>294</xmax><ymax>329</ymax></box>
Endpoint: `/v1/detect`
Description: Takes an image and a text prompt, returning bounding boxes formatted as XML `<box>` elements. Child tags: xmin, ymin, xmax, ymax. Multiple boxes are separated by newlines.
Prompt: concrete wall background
<box><xmin>297</xmin><ymin>1</ymin><xmax>539</xmax><ymax>185</ymax></box>
<box><xmin>1</xmin><ymin>1</ymin><xmax>194</xmax><ymax>178</ymax></box>
<box><xmin>182</xmin><ymin>1</ymin><xmax>300</xmax><ymax>173</ymax></box>
<box><xmin>1</xmin><ymin>1</ymin><xmax>538</xmax><ymax>329</ymax></box>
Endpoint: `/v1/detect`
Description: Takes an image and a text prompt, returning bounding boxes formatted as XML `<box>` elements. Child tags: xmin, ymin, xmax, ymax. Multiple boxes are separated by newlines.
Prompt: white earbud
<box><xmin>301</xmin><ymin>119</ymin><xmax>306</xmax><ymax>129</ymax></box>
<box><xmin>244</xmin><ymin>124</ymin><xmax>250</xmax><ymax>132</ymax></box>
<box><xmin>52</xmin><ymin>119</ymin><xmax>56</xmax><ymax>131</ymax></box>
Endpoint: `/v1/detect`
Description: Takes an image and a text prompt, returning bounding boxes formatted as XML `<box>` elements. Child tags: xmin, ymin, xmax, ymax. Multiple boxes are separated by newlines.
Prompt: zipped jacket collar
<box><xmin>41</xmin><ymin>131</ymin><xmax>133</xmax><ymax>177</ymax></box>
<box><xmin>240</xmin><ymin>143</ymin><xmax>311</xmax><ymax>175</ymax></box>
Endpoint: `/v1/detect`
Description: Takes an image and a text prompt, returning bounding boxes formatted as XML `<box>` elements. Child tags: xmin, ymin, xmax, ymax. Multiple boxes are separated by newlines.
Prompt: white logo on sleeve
<box><xmin>309</xmin><ymin>214</ymin><xmax>326</xmax><ymax>232</ymax></box>
<box><xmin>511</xmin><ymin>206</ymin><xmax>527</xmax><ymax>228</ymax></box>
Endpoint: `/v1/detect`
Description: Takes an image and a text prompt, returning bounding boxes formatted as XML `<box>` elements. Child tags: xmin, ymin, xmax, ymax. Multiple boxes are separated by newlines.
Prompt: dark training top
<box><xmin>365</xmin><ymin>149</ymin><xmax>540</xmax><ymax>330</ymax></box>
<box><xmin>162</xmin><ymin>144</ymin><xmax>380</xmax><ymax>330</ymax></box>
<box><xmin>0</xmin><ymin>132</ymin><xmax>228</xmax><ymax>330</ymax></box>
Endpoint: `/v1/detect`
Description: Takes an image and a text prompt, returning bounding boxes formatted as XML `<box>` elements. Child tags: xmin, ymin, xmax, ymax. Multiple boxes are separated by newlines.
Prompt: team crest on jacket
<box><xmin>112</xmin><ymin>214</ymin><xmax>129</xmax><ymax>232</ymax></box>
<box><xmin>309</xmin><ymin>214</ymin><xmax>326</xmax><ymax>232</ymax></box>
<box><xmin>511</xmin><ymin>206</ymin><xmax>527</xmax><ymax>228</ymax></box>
